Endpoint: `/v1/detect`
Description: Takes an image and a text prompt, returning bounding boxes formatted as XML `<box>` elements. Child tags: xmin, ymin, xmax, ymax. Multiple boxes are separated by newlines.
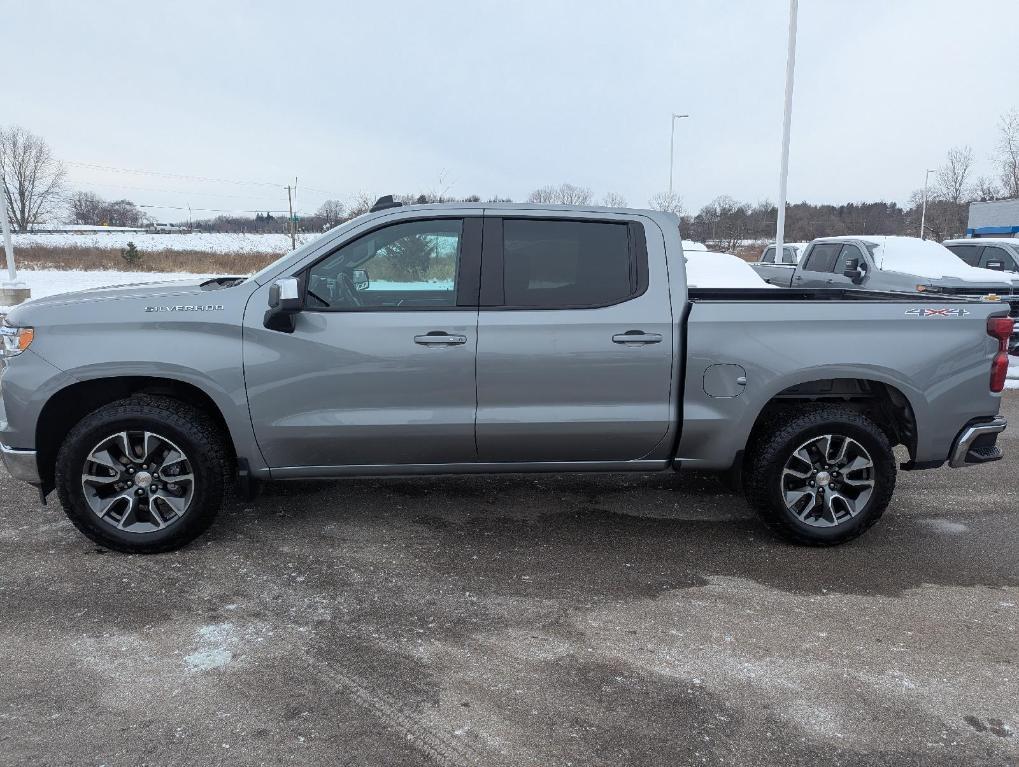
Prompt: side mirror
<box><xmin>352</xmin><ymin>269</ymin><xmax>370</xmax><ymax>291</ymax></box>
<box><xmin>264</xmin><ymin>277</ymin><xmax>301</xmax><ymax>332</ymax></box>
<box><xmin>842</xmin><ymin>258</ymin><xmax>865</xmax><ymax>284</ymax></box>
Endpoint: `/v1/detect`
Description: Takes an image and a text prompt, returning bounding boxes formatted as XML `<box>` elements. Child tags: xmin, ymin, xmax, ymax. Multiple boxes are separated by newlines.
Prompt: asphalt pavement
<box><xmin>1</xmin><ymin>394</ymin><xmax>1017</xmax><ymax>766</ymax></box>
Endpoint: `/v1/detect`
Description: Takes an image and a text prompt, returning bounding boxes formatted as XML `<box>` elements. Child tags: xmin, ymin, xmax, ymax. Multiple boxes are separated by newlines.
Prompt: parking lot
<box><xmin>0</xmin><ymin>395</ymin><xmax>1015</xmax><ymax>766</ymax></box>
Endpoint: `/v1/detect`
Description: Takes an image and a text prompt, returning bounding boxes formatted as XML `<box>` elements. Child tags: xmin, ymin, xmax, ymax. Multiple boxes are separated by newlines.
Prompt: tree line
<box><xmin>2</xmin><ymin>110</ymin><xmax>1018</xmax><ymax>245</ymax></box>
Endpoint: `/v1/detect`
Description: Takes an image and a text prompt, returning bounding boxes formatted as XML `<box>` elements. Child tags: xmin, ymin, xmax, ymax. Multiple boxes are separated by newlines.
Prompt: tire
<box><xmin>55</xmin><ymin>395</ymin><xmax>229</xmax><ymax>553</ymax></box>
<box><xmin>743</xmin><ymin>405</ymin><xmax>896</xmax><ymax>546</ymax></box>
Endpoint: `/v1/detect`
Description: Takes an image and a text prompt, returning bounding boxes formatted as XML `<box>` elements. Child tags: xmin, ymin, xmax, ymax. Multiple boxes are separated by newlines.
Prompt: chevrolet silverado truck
<box><xmin>752</xmin><ymin>235</ymin><xmax>1019</xmax><ymax>354</ymax></box>
<box><xmin>0</xmin><ymin>201</ymin><xmax>1011</xmax><ymax>552</ymax></box>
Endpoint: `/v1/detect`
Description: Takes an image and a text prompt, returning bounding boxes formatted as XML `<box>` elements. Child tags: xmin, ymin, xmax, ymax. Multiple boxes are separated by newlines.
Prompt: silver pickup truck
<box><xmin>0</xmin><ymin>201</ymin><xmax>1011</xmax><ymax>552</ymax></box>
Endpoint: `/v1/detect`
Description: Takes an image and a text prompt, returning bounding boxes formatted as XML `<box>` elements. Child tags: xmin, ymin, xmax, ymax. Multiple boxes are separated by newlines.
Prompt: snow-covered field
<box><xmin>12</xmin><ymin>231</ymin><xmax>314</xmax><ymax>254</ymax></box>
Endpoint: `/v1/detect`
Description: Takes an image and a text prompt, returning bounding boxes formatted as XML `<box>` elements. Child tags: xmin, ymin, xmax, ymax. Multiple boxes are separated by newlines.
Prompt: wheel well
<box><xmin>746</xmin><ymin>378</ymin><xmax>917</xmax><ymax>462</ymax></box>
<box><xmin>36</xmin><ymin>377</ymin><xmax>234</xmax><ymax>493</ymax></box>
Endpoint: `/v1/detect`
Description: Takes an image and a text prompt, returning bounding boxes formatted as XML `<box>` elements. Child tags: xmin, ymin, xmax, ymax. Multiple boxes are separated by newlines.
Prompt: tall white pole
<box><xmin>668</xmin><ymin>113</ymin><xmax>689</xmax><ymax>198</ymax></box>
<box><xmin>919</xmin><ymin>168</ymin><xmax>934</xmax><ymax>239</ymax></box>
<box><xmin>0</xmin><ymin>190</ymin><xmax>18</xmax><ymax>285</ymax></box>
<box><xmin>775</xmin><ymin>0</ymin><xmax>798</xmax><ymax>268</ymax></box>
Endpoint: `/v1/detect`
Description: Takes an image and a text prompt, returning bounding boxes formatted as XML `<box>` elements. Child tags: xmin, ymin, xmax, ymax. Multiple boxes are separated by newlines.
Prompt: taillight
<box><xmin>987</xmin><ymin>316</ymin><xmax>1013</xmax><ymax>393</ymax></box>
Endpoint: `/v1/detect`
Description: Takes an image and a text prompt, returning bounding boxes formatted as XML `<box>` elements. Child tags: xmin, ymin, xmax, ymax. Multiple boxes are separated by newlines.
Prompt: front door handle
<box><xmin>612</xmin><ymin>331</ymin><xmax>663</xmax><ymax>345</ymax></box>
<box><xmin>414</xmin><ymin>332</ymin><xmax>467</xmax><ymax>346</ymax></box>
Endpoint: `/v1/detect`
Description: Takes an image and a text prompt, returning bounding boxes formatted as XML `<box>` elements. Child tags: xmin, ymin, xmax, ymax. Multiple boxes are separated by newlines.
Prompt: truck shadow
<box><xmin>224</xmin><ymin>469</ymin><xmax>1019</xmax><ymax>600</ymax></box>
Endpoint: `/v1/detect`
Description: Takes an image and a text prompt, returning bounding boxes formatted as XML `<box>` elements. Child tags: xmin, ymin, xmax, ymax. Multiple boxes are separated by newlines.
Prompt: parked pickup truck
<box><xmin>0</xmin><ymin>201</ymin><xmax>1011</xmax><ymax>552</ymax></box>
<box><xmin>752</xmin><ymin>235</ymin><xmax>1019</xmax><ymax>354</ymax></box>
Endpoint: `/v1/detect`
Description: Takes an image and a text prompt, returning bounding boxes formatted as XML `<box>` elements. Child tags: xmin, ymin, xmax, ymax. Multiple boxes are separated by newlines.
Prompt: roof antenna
<box><xmin>370</xmin><ymin>195</ymin><xmax>403</xmax><ymax>212</ymax></box>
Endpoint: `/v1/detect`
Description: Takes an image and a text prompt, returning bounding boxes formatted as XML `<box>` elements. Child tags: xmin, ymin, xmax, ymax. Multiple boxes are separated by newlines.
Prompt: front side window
<box><xmin>782</xmin><ymin>246</ymin><xmax>799</xmax><ymax>265</ymax></box>
<box><xmin>835</xmin><ymin>244</ymin><xmax>865</xmax><ymax>274</ymax></box>
<box><xmin>306</xmin><ymin>219</ymin><xmax>462</xmax><ymax>310</ymax></box>
<box><xmin>761</xmin><ymin>246</ymin><xmax>776</xmax><ymax>263</ymax></box>
<box><xmin>502</xmin><ymin>220</ymin><xmax>634</xmax><ymax>307</ymax></box>
<box><xmin>978</xmin><ymin>246</ymin><xmax>1016</xmax><ymax>272</ymax></box>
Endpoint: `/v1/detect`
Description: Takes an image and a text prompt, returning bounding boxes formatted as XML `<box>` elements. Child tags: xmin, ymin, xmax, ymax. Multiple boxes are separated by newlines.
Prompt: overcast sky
<box><xmin>8</xmin><ymin>0</ymin><xmax>1018</xmax><ymax>222</ymax></box>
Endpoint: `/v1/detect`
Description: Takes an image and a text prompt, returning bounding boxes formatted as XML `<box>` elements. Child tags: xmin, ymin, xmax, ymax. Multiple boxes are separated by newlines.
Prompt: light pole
<box><xmin>775</xmin><ymin>0</ymin><xmax>798</xmax><ymax>270</ymax></box>
<box><xmin>0</xmin><ymin>189</ymin><xmax>30</xmax><ymax>306</ymax></box>
<box><xmin>668</xmin><ymin>113</ymin><xmax>689</xmax><ymax>198</ymax></box>
<box><xmin>919</xmin><ymin>168</ymin><xmax>935</xmax><ymax>240</ymax></box>
<box><xmin>1</xmin><ymin>191</ymin><xmax>17</xmax><ymax>285</ymax></box>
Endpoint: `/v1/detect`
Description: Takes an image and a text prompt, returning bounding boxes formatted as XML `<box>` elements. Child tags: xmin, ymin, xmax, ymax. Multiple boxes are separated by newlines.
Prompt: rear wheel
<box><xmin>743</xmin><ymin>406</ymin><xmax>896</xmax><ymax>545</ymax></box>
<box><xmin>55</xmin><ymin>396</ymin><xmax>228</xmax><ymax>553</ymax></box>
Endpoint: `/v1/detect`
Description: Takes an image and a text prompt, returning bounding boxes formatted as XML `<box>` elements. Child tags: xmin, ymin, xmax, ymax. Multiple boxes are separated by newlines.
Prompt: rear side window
<box><xmin>801</xmin><ymin>243</ymin><xmax>841</xmax><ymax>273</ymax></box>
<box><xmin>501</xmin><ymin>220</ymin><xmax>636</xmax><ymax>307</ymax></box>
<box><xmin>947</xmin><ymin>244</ymin><xmax>981</xmax><ymax>266</ymax></box>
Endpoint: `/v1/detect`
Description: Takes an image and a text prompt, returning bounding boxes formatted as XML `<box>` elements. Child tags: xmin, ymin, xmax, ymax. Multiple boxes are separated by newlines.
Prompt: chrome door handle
<box><xmin>414</xmin><ymin>332</ymin><xmax>467</xmax><ymax>346</ymax></box>
<box><xmin>612</xmin><ymin>331</ymin><xmax>663</xmax><ymax>345</ymax></box>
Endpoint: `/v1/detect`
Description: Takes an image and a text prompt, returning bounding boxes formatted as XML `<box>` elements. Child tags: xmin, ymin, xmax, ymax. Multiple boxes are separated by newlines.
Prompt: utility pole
<box><xmin>774</xmin><ymin>0</ymin><xmax>798</xmax><ymax>270</ymax></box>
<box><xmin>919</xmin><ymin>168</ymin><xmax>935</xmax><ymax>240</ymax></box>
<box><xmin>668</xmin><ymin>113</ymin><xmax>689</xmax><ymax>198</ymax></box>
<box><xmin>286</xmin><ymin>183</ymin><xmax>296</xmax><ymax>250</ymax></box>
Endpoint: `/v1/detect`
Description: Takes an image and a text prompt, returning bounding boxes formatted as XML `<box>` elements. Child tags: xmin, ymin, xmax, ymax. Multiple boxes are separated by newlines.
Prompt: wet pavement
<box><xmin>1</xmin><ymin>394</ymin><xmax>1017</xmax><ymax>766</ymax></box>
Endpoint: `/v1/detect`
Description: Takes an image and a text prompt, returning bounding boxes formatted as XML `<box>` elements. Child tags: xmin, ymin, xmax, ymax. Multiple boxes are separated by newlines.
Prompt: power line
<box><xmin>67</xmin><ymin>160</ymin><xmax>284</xmax><ymax>188</ymax></box>
<box><xmin>70</xmin><ymin>179</ymin><xmax>290</xmax><ymax>203</ymax></box>
<box><xmin>68</xmin><ymin>160</ymin><xmax>346</xmax><ymax>200</ymax></box>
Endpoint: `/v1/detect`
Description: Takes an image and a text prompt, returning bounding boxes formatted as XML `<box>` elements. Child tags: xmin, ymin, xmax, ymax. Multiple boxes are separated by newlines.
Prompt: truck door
<box><xmin>794</xmin><ymin>243</ymin><xmax>842</xmax><ymax>288</ymax></box>
<box><xmin>474</xmin><ymin>216</ymin><xmax>674</xmax><ymax>462</ymax></box>
<box><xmin>243</xmin><ymin>217</ymin><xmax>482</xmax><ymax>469</ymax></box>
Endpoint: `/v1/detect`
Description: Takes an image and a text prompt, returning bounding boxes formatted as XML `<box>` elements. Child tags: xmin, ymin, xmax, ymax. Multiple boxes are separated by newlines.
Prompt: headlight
<box><xmin>0</xmin><ymin>320</ymin><xmax>34</xmax><ymax>357</ymax></box>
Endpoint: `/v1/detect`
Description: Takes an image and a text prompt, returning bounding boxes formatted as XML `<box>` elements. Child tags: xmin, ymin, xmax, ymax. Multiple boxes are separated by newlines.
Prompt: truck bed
<box><xmin>688</xmin><ymin>287</ymin><xmax>990</xmax><ymax>302</ymax></box>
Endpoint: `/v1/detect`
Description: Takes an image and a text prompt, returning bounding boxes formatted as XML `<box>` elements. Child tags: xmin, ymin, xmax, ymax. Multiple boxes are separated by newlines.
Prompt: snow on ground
<box><xmin>1008</xmin><ymin>355</ymin><xmax>1019</xmax><ymax>390</ymax></box>
<box><xmin>12</xmin><ymin>231</ymin><xmax>315</xmax><ymax>254</ymax></box>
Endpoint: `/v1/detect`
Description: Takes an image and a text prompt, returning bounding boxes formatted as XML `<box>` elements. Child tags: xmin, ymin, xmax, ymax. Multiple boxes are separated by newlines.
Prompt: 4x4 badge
<box><xmin>905</xmin><ymin>308</ymin><xmax>970</xmax><ymax>317</ymax></box>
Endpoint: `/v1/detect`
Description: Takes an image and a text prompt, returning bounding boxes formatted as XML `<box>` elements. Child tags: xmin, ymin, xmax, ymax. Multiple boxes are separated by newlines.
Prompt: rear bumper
<box><xmin>0</xmin><ymin>443</ymin><xmax>40</xmax><ymax>485</ymax></box>
<box><xmin>948</xmin><ymin>416</ymin><xmax>1007</xmax><ymax>468</ymax></box>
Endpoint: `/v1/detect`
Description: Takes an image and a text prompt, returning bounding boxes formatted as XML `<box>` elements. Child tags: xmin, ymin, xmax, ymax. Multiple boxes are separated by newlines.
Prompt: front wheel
<box><xmin>743</xmin><ymin>406</ymin><xmax>896</xmax><ymax>546</ymax></box>
<box><xmin>55</xmin><ymin>396</ymin><xmax>229</xmax><ymax>553</ymax></box>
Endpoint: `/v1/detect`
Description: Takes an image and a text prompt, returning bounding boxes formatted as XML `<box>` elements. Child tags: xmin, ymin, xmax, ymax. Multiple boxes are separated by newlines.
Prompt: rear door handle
<box><xmin>414</xmin><ymin>332</ymin><xmax>467</xmax><ymax>346</ymax></box>
<box><xmin>612</xmin><ymin>331</ymin><xmax>663</xmax><ymax>345</ymax></box>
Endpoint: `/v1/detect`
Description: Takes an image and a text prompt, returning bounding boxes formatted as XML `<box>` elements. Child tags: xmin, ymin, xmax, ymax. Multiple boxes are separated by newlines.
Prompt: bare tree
<box><xmin>526</xmin><ymin>183</ymin><xmax>592</xmax><ymax>205</ymax></box>
<box><xmin>316</xmin><ymin>199</ymin><xmax>345</xmax><ymax>225</ymax></box>
<box><xmin>648</xmin><ymin>191</ymin><xmax>684</xmax><ymax>216</ymax></box>
<box><xmin>996</xmin><ymin>108</ymin><xmax>1019</xmax><ymax>198</ymax></box>
<box><xmin>935</xmin><ymin>145</ymin><xmax>974</xmax><ymax>204</ymax></box>
<box><xmin>973</xmin><ymin>176</ymin><xmax>1001</xmax><ymax>201</ymax></box>
<box><xmin>601</xmin><ymin>192</ymin><xmax>627</xmax><ymax>208</ymax></box>
<box><xmin>0</xmin><ymin>125</ymin><xmax>67</xmax><ymax>230</ymax></box>
<box><xmin>347</xmin><ymin>192</ymin><xmax>379</xmax><ymax>218</ymax></box>
<box><xmin>67</xmin><ymin>191</ymin><xmax>106</xmax><ymax>225</ymax></box>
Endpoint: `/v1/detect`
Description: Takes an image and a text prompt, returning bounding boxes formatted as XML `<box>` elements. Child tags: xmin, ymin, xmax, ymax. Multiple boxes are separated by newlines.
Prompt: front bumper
<box><xmin>948</xmin><ymin>416</ymin><xmax>1007</xmax><ymax>468</ymax></box>
<box><xmin>0</xmin><ymin>443</ymin><xmax>40</xmax><ymax>485</ymax></box>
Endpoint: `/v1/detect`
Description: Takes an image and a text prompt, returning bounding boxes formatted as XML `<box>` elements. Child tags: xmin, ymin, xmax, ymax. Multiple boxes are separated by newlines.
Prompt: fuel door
<box><xmin>703</xmin><ymin>364</ymin><xmax>748</xmax><ymax>398</ymax></box>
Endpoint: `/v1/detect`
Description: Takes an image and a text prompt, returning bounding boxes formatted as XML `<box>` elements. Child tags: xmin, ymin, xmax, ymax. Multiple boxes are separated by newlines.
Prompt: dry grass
<box><xmin>12</xmin><ymin>245</ymin><xmax>278</xmax><ymax>274</ymax></box>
